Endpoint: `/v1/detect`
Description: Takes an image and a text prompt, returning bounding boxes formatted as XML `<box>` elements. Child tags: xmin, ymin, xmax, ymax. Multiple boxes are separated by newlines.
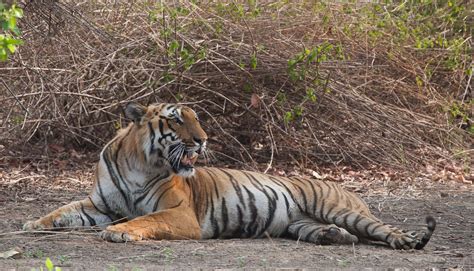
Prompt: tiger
<box><xmin>23</xmin><ymin>102</ymin><xmax>436</xmax><ymax>250</ymax></box>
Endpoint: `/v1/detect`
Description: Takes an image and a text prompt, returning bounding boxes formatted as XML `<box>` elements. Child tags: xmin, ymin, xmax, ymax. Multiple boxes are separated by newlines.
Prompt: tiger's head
<box><xmin>124</xmin><ymin>102</ymin><xmax>207</xmax><ymax>176</ymax></box>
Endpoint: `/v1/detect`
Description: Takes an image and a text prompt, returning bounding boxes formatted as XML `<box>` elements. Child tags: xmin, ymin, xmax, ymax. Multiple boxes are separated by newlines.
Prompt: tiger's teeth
<box><xmin>180</xmin><ymin>151</ymin><xmax>198</xmax><ymax>166</ymax></box>
<box><xmin>181</xmin><ymin>156</ymin><xmax>190</xmax><ymax>165</ymax></box>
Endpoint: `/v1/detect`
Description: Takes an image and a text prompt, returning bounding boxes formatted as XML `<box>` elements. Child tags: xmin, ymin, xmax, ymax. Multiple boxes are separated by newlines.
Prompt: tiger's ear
<box><xmin>124</xmin><ymin>103</ymin><xmax>147</xmax><ymax>124</ymax></box>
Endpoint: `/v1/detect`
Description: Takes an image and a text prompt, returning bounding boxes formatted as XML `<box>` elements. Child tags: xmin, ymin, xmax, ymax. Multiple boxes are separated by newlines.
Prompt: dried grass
<box><xmin>0</xmin><ymin>1</ymin><xmax>471</xmax><ymax>172</ymax></box>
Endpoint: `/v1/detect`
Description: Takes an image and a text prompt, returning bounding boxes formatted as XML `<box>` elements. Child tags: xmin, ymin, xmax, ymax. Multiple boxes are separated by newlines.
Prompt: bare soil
<box><xmin>0</xmin><ymin>167</ymin><xmax>472</xmax><ymax>270</ymax></box>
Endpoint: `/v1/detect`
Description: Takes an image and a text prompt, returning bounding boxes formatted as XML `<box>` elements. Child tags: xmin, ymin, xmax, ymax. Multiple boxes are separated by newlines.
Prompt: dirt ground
<box><xmin>0</xmin><ymin>166</ymin><xmax>472</xmax><ymax>270</ymax></box>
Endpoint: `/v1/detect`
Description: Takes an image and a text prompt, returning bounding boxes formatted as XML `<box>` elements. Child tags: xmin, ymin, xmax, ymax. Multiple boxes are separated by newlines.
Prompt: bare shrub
<box><xmin>0</xmin><ymin>1</ymin><xmax>471</xmax><ymax>172</ymax></box>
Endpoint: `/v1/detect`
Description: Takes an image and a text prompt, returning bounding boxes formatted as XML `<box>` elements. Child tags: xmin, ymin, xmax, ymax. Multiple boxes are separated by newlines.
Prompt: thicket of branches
<box><xmin>0</xmin><ymin>1</ymin><xmax>472</xmax><ymax>172</ymax></box>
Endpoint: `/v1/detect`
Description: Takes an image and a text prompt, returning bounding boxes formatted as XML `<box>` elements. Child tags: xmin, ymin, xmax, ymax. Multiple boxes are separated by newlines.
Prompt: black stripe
<box><xmin>352</xmin><ymin>213</ymin><xmax>364</xmax><ymax>233</ymax></box>
<box><xmin>240</xmin><ymin>172</ymin><xmax>278</xmax><ymax>237</ymax></box>
<box><xmin>369</xmin><ymin>224</ymin><xmax>383</xmax><ymax>236</ymax></box>
<box><xmin>282</xmin><ymin>192</ymin><xmax>291</xmax><ymax>217</ymax></box>
<box><xmin>257</xmin><ymin>191</ymin><xmax>277</xmax><ymax>236</ymax></box>
<box><xmin>242</xmin><ymin>185</ymin><xmax>259</xmax><ymax>236</ymax></box>
<box><xmin>148</xmin><ymin>122</ymin><xmax>156</xmax><ymax>155</ymax></box>
<box><xmin>243</xmin><ymin>171</ymin><xmax>265</xmax><ymax>189</ymax></box>
<box><xmin>166</xmin><ymin>119</ymin><xmax>176</xmax><ymax>132</ymax></box>
<box><xmin>265</xmin><ymin>185</ymin><xmax>279</xmax><ymax>200</ymax></box>
<box><xmin>158</xmin><ymin>119</ymin><xmax>165</xmax><ymax>136</ymax></box>
<box><xmin>135</xmin><ymin>172</ymin><xmax>170</xmax><ymax>205</ymax></box>
<box><xmin>269</xmin><ymin>176</ymin><xmax>304</xmax><ymax>212</ymax></box>
<box><xmin>363</xmin><ymin>221</ymin><xmax>378</xmax><ymax>237</ymax></box>
<box><xmin>292</xmin><ymin>180</ymin><xmax>308</xmax><ymax>213</ymax></box>
<box><xmin>144</xmin><ymin>177</ymin><xmax>173</xmax><ymax>205</ymax></box>
<box><xmin>294</xmin><ymin>223</ymin><xmax>306</xmax><ymax>239</ymax></box>
<box><xmin>303</xmin><ymin>227</ymin><xmax>319</xmax><ymax>242</ymax></box>
<box><xmin>210</xmin><ymin>196</ymin><xmax>220</xmax><ymax>238</ymax></box>
<box><xmin>233</xmin><ymin>204</ymin><xmax>245</xmax><ymax>237</ymax></box>
<box><xmin>334</xmin><ymin>208</ymin><xmax>352</xmax><ymax>228</ymax></box>
<box><xmin>79</xmin><ymin>212</ymin><xmax>85</xmax><ymax>226</ymax></box>
<box><xmin>80</xmin><ymin>203</ymin><xmax>97</xmax><ymax>226</ymax></box>
<box><xmin>169</xmin><ymin>200</ymin><xmax>183</xmax><ymax>209</ymax></box>
<box><xmin>96</xmin><ymin>176</ymin><xmax>114</xmax><ymax>216</ymax></box>
<box><xmin>103</xmin><ymin>146</ymin><xmax>129</xmax><ymax>204</ymax></box>
<box><xmin>217</xmin><ymin>168</ymin><xmax>245</xmax><ymax>209</ymax></box>
<box><xmin>319</xmin><ymin>200</ymin><xmax>326</xmax><ymax>222</ymax></box>
<box><xmin>341</xmin><ymin>210</ymin><xmax>351</xmax><ymax>229</ymax></box>
<box><xmin>308</xmin><ymin>180</ymin><xmax>318</xmax><ymax>215</ymax></box>
<box><xmin>153</xmin><ymin>185</ymin><xmax>174</xmax><ymax>211</ymax></box>
<box><xmin>113</xmin><ymin>138</ymin><xmax>131</xmax><ymax>193</ymax></box>
<box><xmin>206</xmin><ymin>170</ymin><xmax>221</xmax><ymax>198</ymax></box>
<box><xmin>221</xmin><ymin>197</ymin><xmax>229</xmax><ymax>233</ymax></box>
<box><xmin>87</xmin><ymin>196</ymin><xmax>114</xmax><ymax>222</ymax></box>
<box><xmin>324</xmin><ymin>205</ymin><xmax>336</xmax><ymax>223</ymax></box>
<box><xmin>157</xmin><ymin>119</ymin><xmax>175</xmax><ymax>144</ymax></box>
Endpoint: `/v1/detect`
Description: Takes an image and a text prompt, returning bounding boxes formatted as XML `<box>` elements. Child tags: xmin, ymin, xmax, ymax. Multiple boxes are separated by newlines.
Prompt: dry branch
<box><xmin>0</xmin><ymin>1</ymin><xmax>471</xmax><ymax>173</ymax></box>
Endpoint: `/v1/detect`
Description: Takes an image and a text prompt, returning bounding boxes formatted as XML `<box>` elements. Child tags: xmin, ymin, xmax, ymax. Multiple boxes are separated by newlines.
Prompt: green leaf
<box><xmin>8</xmin><ymin>16</ymin><xmax>16</xmax><ymax>31</ymax></box>
<box><xmin>12</xmin><ymin>6</ymin><xmax>23</xmax><ymax>18</ymax></box>
<box><xmin>6</xmin><ymin>37</ymin><xmax>23</xmax><ymax>45</ymax></box>
<box><xmin>284</xmin><ymin>111</ymin><xmax>293</xmax><ymax>124</ymax></box>
<box><xmin>45</xmin><ymin>258</ymin><xmax>54</xmax><ymax>271</ymax></box>
<box><xmin>466</xmin><ymin>67</ymin><xmax>473</xmax><ymax>76</ymax></box>
<box><xmin>307</xmin><ymin>49</ymin><xmax>317</xmax><ymax>63</ymax></box>
<box><xmin>11</xmin><ymin>25</ymin><xmax>20</xmax><ymax>35</ymax></box>
<box><xmin>6</xmin><ymin>43</ymin><xmax>15</xmax><ymax>53</ymax></box>
<box><xmin>250</xmin><ymin>53</ymin><xmax>257</xmax><ymax>70</ymax></box>
<box><xmin>467</xmin><ymin>125</ymin><xmax>474</xmax><ymax>135</ymax></box>
<box><xmin>288</xmin><ymin>59</ymin><xmax>296</xmax><ymax>69</ymax></box>
<box><xmin>0</xmin><ymin>48</ymin><xmax>7</xmax><ymax>61</ymax></box>
<box><xmin>306</xmin><ymin>88</ymin><xmax>317</xmax><ymax>103</ymax></box>
<box><xmin>169</xmin><ymin>40</ymin><xmax>179</xmax><ymax>52</ymax></box>
<box><xmin>1</xmin><ymin>21</ymin><xmax>8</xmax><ymax>31</ymax></box>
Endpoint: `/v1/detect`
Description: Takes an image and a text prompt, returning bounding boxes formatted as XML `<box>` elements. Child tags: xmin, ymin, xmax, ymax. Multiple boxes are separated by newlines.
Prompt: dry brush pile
<box><xmin>0</xmin><ymin>1</ymin><xmax>472</xmax><ymax>174</ymax></box>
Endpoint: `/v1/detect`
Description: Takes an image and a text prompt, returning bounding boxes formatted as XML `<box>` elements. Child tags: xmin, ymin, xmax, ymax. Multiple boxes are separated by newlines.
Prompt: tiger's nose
<box><xmin>193</xmin><ymin>137</ymin><xmax>203</xmax><ymax>144</ymax></box>
<box><xmin>193</xmin><ymin>136</ymin><xmax>207</xmax><ymax>154</ymax></box>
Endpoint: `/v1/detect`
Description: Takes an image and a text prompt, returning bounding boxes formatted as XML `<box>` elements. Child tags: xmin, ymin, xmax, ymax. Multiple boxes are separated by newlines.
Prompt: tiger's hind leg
<box><xmin>287</xmin><ymin>218</ymin><xmax>359</xmax><ymax>245</ymax></box>
<box><xmin>23</xmin><ymin>197</ymin><xmax>114</xmax><ymax>231</ymax></box>
<box><xmin>329</xmin><ymin>209</ymin><xmax>436</xmax><ymax>250</ymax></box>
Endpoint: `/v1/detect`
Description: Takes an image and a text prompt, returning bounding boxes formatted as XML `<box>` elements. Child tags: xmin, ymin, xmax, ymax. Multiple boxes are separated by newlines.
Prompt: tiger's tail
<box><xmin>414</xmin><ymin>216</ymin><xmax>436</xmax><ymax>250</ymax></box>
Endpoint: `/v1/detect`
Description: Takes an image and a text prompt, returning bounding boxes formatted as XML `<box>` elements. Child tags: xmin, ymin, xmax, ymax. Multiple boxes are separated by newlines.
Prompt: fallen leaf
<box><xmin>0</xmin><ymin>247</ymin><xmax>23</xmax><ymax>259</ymax></box>
<box><xmin>48</xmin><ymin>144</ymin><xmax>65</xmax><ymax>153</ymax></box>
<box><xmin>250</xmin><ymin>93</ymin><xmax>261</xmax><ymax>108</ymax></box>
<box><xmin>305</xmin><ymin>169</ymin><xmax>323</xmax><ymax>179</ymax></box>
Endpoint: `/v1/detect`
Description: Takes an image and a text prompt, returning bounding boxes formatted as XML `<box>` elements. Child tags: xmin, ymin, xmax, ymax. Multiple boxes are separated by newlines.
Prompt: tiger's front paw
<box><xmin>23</xmin><ymin>220</ymin><xmax>46</xmax><ymax>231</ymax></box>
<box><xmin>100</xmin><ymin>225</ymin><xmax>143</xmax><ymax>243</ymax></box>
<box><xmin>319</xmin><ymin>226</ymin><xmax>359</xmax><ymax>245</ymax></box>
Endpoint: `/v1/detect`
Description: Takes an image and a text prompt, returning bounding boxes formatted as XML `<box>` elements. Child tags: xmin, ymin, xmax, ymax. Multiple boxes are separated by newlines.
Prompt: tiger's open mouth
<box><xmin>180</xmin><ymin>150</ymin><xmax>198</xmax><ymax>169</ymax></box>
<box><xmin>167</xmin><ymin>143</ymin><xmax>202</xmax><ymax>175</ymax></box>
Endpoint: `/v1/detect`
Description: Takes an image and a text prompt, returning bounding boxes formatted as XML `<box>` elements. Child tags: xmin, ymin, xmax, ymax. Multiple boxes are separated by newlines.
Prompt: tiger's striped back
<box><xmin>184</xmin><ymin>167</ymin><xmax>371</xmax><ymax>239</ymax></box>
